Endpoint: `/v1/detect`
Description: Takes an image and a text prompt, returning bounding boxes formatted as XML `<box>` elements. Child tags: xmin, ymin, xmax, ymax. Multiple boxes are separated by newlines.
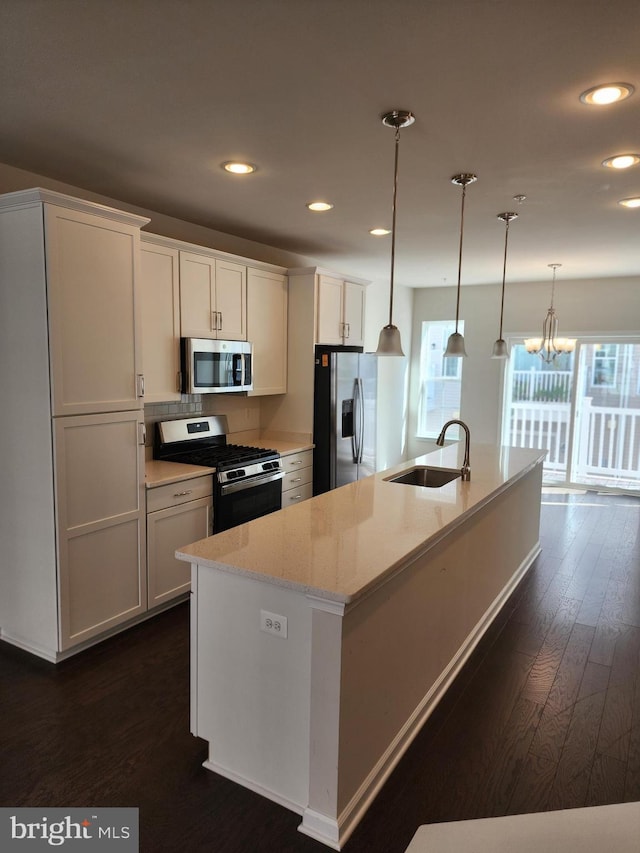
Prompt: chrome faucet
<box><xmin>436</xmin><ymin>419</ymin><xmax>471</xmax><ymax>481</ymax></box>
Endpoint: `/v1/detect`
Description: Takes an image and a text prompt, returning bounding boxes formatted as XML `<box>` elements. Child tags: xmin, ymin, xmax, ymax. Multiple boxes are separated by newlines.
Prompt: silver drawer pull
<box><xmin>290</xmin><ymin>460</ymin><xmax>303</xmax><ymax>465</ymax></box>
<box><xmin>173</xmin><ymin>489</ymin><xmax>193</xmax><ymax>497</ymax></box>
<box><xmin>291</xmin><ymin>477</ymin><xmax>302</xmax><ymax>483</ymax></box>
<box><xmin>290</xmin><ymin>494</ymin><xmax>302</xmax><ymax>500</ymax></box>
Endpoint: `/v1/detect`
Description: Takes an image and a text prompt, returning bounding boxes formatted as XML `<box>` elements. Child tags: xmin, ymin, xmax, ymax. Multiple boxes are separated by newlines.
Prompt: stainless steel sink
<box><xmin>384</xmin><ymin>466</ymin><xmax>461</xmax><ymax>488</ymax></box>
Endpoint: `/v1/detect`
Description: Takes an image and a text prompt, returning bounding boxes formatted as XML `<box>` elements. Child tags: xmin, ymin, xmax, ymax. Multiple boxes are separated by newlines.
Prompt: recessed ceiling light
<box><xmin>579</xmin><ymin>83</ymin><xmax>634</xmax><ymax>105</ymax></box>
<box><xmin>602</xmin><ymin>154</ymin><xmax>640</xmax><ymax>169</ymax></box>
<box><xmin>369</xmin><ymin>227</ymin><xmax>391</xmax><ymax>236</ymax></box>
<box><xmin>306</xmin><ymin>201</ymin><xmax>334</xmax><ymax>212</ymax></box>
<box><xmin>618</xmin><ymin>196</ymin><xmax>640</xmax><ymax>208</ymax></box>
<box><xmin>222</xmin><ymin>161</ymin><xmax>256</xmax><ymax>174</ymax></box>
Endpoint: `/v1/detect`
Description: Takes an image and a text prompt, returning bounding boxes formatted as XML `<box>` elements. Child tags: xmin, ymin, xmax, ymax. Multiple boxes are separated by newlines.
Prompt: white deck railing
<box><xmin>508</xmin><ymin>399</ymin><xmax>640</xmax><ymax>485</ymax></box>
<box><xmin>509</xmin><ymin>403</ymin><xmax>570</xmax><ymax>471</ymax></box>
<box><xmin>576</xmin><ymin>400</ymin><xmax>640</xmax><ymax>481</ymax></box>
<box><xmin>512</xmin><ymin>369</ymin><xmax>572</xmax><ymax>403</ymax></box>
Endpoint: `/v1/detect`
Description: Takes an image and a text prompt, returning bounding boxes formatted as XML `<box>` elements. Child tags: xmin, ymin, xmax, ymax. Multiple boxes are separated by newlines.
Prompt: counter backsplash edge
<box><xmin>144</xmin><ymin>398</ymin><xmax>310</xmax><ymax>457</ymax></box>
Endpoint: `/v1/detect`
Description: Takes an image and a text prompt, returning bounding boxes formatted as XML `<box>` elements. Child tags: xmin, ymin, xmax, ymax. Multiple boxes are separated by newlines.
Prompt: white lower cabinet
<box><xmin>146</xmin><ymin>476</ymin><xmax>213</xmax><ymax>608</ymax></box>
<box><xmin>54</xmin><ymin>410</ymin><xmax>147</xmax><ymax>652</ymax></box>
<box><xmin>281</xmin><ymin>449</ymin><xmax>313</xmax><ymax>507</ymax></box>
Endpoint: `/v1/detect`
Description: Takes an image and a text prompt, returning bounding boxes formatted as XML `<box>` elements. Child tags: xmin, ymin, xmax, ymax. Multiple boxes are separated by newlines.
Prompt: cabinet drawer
<box><xmin>146</xmin><ymin>475</ymin><xmax>213</xmax><ymax>513</ymax></box>
<box><xmin>282</xmin><ymin>482</ymin><xmax>313</xmax><ymax>506</ymax></box>
<box><xmin>281</xmin><ymin>450</ymin><xmax>313</xmax><ymax>473</ymax></box>
<box><xmin>283</xmin><ymin>467</ymin><xmax>312</xmax><ymax>491</ymax></box>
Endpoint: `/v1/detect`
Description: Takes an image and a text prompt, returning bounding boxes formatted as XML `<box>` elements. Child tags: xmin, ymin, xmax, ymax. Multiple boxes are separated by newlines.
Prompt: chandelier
<box><xmin>524</xmin><ymin>263</ymin><xmax>576</xmax><ymax>363</ymax></box>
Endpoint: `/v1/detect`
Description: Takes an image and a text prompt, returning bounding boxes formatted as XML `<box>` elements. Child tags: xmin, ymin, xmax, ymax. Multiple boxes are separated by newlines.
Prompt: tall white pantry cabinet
<box><xmin>0</xmin><ymin>189</ymin><xmax>150</xmax><ymax>662</ymax></box>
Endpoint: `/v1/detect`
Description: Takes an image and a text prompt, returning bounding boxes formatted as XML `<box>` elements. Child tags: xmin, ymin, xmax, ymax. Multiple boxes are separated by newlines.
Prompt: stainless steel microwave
<box><xmin>181</xmin><ymin>338</ymin><xmax>253</xmax><ymax>394</ymax></box>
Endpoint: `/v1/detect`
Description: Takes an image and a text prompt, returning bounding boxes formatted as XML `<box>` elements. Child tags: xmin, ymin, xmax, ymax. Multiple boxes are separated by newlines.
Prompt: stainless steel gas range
<box><xmin>154</xmin><ymin>416</ymin><xmax>284</xmax><ymax>533</ymax></box>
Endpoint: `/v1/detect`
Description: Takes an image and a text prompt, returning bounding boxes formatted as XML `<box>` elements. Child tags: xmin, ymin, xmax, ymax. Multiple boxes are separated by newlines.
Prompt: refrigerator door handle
<box><xmin>353</xmin><ymin>377</ymin><xmax>364</xmax><ymax>464</ymax></box>
<box><xmin>350</xmin><ymin>380</ymin><xmax>359</xmax><ymax>462</ymax></box>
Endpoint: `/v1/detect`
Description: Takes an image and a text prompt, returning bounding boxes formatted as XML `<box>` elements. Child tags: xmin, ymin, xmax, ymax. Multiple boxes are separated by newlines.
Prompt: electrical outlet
<box><xmin>260</xmin><ymin>609</ymin><xmax>288</xmax><ymax>639</ymax></box>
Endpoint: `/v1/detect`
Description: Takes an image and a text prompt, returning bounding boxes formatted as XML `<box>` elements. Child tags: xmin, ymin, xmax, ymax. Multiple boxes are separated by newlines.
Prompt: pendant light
<box><xmin>444</xmin><ymin>173</ymin><xmax>477</xmax><ymax>357</ymax></box>
<box><xmin>491</xmin><ymin>211</ymin><xmax>518</xmax><ymax>359</ymax></box>
<box><xmin>375</xmin><ymin>109</ymin><xmax>415</xmax><ymax>356</ymax></box>
<box><xmin>524</xmin><ymin>264</ymin><xmax>576</xmax><ymax>363</ymax></box>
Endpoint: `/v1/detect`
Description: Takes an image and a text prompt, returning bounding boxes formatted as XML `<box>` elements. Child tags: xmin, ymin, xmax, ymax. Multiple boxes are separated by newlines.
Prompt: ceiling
<box><xmin>2</xmin><ymin>0</ymin><xmax>640</xmax><ymax>288</ymax></box>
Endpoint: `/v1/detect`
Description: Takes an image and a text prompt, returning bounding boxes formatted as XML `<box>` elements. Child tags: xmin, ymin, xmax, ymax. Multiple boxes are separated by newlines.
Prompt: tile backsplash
<box><xmin>144</xmin><ymin>394</ymin><xmax>261</xmax><ymax>448</ymax></box>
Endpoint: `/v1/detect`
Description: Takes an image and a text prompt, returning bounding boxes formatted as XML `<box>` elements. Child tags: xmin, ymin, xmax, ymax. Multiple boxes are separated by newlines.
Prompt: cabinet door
<box><xmin>179</xmin><ymin>251</ymin><xmax>216</xmax><ymax>338</ymax></box>
<box><xmin>343</xmin><ymin>281</ymin><xmax>366</xmax><ymax>347</ymax></box>
<box><xmin>44</xmin><ymin>204</ymin><xmax>143</xmax><ymax>415</ymax></box>
<box><xmin>316</xmin><ymin>275</ymin><xmax>344</xmax><ymax>345</ymax></box>
<box><xmin>54</xmin><ymin>411</ymin><xmax>147</xmax><ymax>651</ymax></box>
<box><xmin>140</xmin><ymin>242</ymin><xmax>181</xmax><ymax>402</ymax></box>
<box><xmin>215</xmin><ymin>259</ymin><xmax>247</xmax><ymax>340</ymax></box>
<box><xmin>147</xmin><ymin>497</ymin><xmax>212</xmax><ymax>608</ymax></box>
<box><xmin>247</xmin><ymin>268</ymin><xmax>288</xmax><ymax>395</ymax></box>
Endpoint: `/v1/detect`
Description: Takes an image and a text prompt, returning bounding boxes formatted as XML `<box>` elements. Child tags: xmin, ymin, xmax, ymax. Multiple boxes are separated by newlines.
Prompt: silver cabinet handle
<box><xmin>173</xmin><ymin>489</ymin><xmax>193</xmax><ymax>497</ymax></box>
<box><xmin>137</xmin><ymin>374</ymin><xmax>145</xmax><ymax>398</ymax></box>
<box><xmin>212</xmin><ymin>311</ymin><xmax>218</xmax><ymax>331</ymax></box>
<box><xmin>290</xmin><ymin>460</ymin><xmax>303</xmax><ymax>465</ymax></box>
<box><xmin>218</xmin><ymin>311</ymin><xmax>223</xmax><ymax>330</ymax></box>
<box><xmin>291</xmin><ymin>477</ymin><xmax>302</xmax><ymax>483</ymax></box>
<box><xmin>345</xmin><ymin>322</ymin><xmax>350</xmax><ymax>339</ymax></box>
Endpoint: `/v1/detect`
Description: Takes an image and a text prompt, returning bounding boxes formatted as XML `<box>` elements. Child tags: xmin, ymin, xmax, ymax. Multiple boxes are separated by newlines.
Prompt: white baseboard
<box><xmin>202</xmin><ymin>760</ymin><xmax>305</xmax><ymax>816</ymax></box>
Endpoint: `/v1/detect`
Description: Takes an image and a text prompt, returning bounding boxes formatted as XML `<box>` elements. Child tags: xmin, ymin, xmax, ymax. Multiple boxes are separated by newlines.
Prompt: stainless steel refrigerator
<box><xmin>313</xmin><ymin>345</ymin><xmax>377</xmax><ymax>495</ymax></box>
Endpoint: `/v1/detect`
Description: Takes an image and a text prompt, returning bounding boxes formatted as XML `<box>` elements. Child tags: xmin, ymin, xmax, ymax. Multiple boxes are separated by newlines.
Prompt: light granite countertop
<box><xmin>145</xmin><ymin>459</ymin><xmax>215</xmax><ymax>489</ymax></box>
<box><xmin>145</xmin><ymin>437</ymin><xmax>312</xmax><ymax>488</ymax></box>
<box><xmin>243</xmin><ymin>437</ymin><xmax>314</xmax><ymax>456</ymax></box>
<box><xmin>176</xmin><ymin>442</ymin><xmax>545</xmax><ymax>604</ymax></box>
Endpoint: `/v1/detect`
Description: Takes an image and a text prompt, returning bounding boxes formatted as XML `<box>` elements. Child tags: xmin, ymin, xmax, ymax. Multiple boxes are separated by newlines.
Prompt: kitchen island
<box><xmin>177</xmin><ymin>442</ymin><xmax>545</xmax><ymax>850</ymax></box>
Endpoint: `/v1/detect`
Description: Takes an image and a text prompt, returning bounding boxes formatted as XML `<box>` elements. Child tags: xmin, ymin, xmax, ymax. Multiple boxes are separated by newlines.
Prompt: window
<box><xmin>417</xmin><ymin>320</ymin><xmax>464</xmax><ymax>437</ymax></box>
<box><xmin>591</xmin><ymin>343</ymin><xmax>618</xmax><ymax>388</ymax></box>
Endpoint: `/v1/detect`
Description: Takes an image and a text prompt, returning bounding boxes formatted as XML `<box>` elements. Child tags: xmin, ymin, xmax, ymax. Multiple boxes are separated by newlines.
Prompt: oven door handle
<box><xmin>219</xmin><ymin>469</ymin><xmax>285</xmax><ymax>496</ymax></box>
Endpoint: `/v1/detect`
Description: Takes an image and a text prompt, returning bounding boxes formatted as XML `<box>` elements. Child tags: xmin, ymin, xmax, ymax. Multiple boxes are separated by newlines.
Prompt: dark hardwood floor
<box><xmin>2</xmin><ymin>491</ymin><xmax>639</xmax><ymax>852</ymax></box>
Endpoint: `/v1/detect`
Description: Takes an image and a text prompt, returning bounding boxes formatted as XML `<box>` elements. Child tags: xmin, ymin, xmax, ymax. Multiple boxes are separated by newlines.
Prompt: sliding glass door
<box><xmin>503</xmin><ymin>339</ymin><xmax>640</xmax><ymax>492</ymax></box>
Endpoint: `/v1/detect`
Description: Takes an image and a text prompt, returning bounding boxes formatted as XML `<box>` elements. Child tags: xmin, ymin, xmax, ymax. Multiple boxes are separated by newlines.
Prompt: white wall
<box><xmin>407</xmin><ymin>276</ymin><xmax>640</xmax><ymax>458</ymax></box>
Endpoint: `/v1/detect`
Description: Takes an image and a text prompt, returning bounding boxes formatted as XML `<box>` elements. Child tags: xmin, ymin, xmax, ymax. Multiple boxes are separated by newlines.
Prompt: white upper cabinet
<box><xmin>43</xmin><ymin>202</ymin><xmax>145</xmax><ymax>415</ymax></box>
<box><xmin>316</xmin><ymin>274</ymin><xmax>366</xmax><ymax>347</ymax></box>
<box><xmin>342</xmin><ymin>281</ymin><xmax>366</xmax><ymax>347</ymax></box>
<box><xmin>179</xmin><ymin>251</ymin><xmax>247</xmax><ymax>341</ymax></box>
<box><xmin>140</xmin><ymin>238</ymin><xmax>181</xmax><ymax>402</ymax></box>
<box><xmin>247</xmin><ymin>268</ymin><xmax>288</xmax><ymax>396</ymax></box>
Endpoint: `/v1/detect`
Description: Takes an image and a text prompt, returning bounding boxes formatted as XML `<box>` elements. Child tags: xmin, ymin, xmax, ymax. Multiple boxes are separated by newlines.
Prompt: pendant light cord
<box><xmin>455</xmin><ymin>182</ymin><xmax>468</xmax><ymax>332</ymax></box>
<box><xmin>388</xmin><ymin>126</ymin><xmax>400</xmax><ymax>326</ymax></box>
<box><xmin>498</xmin><ymin>218</ymin><xmax>511</xmax><ymax>338</ymax></box>
<box><xmin>549</xmin><ymin>263</ymin><xmax>557</xmax><ymax>310</ymax></box>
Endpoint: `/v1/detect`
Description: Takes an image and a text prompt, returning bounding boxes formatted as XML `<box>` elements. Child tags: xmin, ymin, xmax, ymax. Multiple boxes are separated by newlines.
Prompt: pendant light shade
<box><xmin>444</xmin><ymin>173</ymin><xmax>477</xmax><ymax>358</ymax></box>
<box><xmin>374</xmin><ymin>109</ymin><xmax>415</xmax><ymax>356</ymax></box>
<box><xmin>491</xmin><ymin>211</ymin><xmax>518</xmax><ymax>359</ymax></box>
<box><xmin>443</xmin><ymin>329</ymin><xmax>468</xmax><ymax>355</ymax></box>
<box><xmin>524</xmin><ymin>264</ymin><xmax>576</xmax><ymax>363</ymax></box>
<box><xmin>491</xmin><ymin>338</ymin><xmax>509</xmax><ymax>358</ymax></box>
<box><xmin>376</xmin><ymin>324</ymin><xmax>404</xmax><ymax>354</ymax></box>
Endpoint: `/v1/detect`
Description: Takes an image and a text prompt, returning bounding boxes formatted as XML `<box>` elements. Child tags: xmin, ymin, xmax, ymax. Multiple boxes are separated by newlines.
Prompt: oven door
<box><xmin>215</xmin><ymin>470</ymin><xmax>284</xmax><ymax>533</ymax></box>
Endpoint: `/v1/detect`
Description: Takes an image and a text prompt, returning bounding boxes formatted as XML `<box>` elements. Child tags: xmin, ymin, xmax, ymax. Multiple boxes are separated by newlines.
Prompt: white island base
<box><xmin>179</xmin><ymin>445</ymin><xmax>544</xmax><ymax>849</ymax></box>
